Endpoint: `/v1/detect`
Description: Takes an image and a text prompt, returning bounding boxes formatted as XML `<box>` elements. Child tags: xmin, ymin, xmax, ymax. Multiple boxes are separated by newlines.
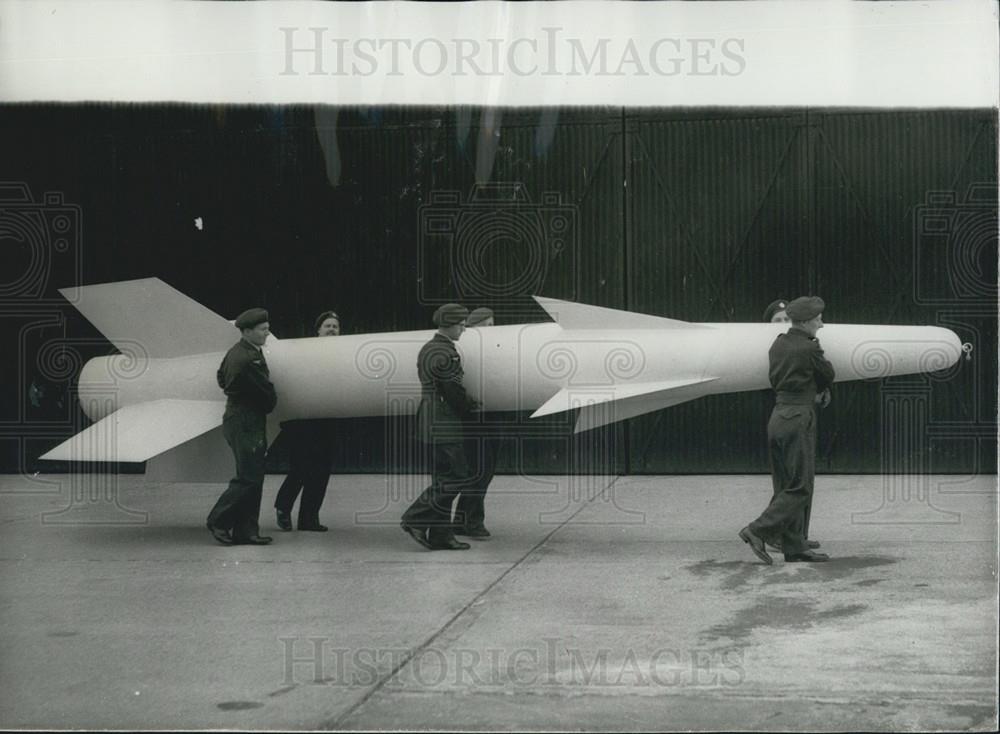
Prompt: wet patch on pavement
<box><xmin>701</xmin><ymin>596</ymin><xmax>869</xmax><ymax>646</ymax></box>
<box><xmin>945</xmin><ymin>703</ymin><xmax>998</xmax><ymax>729</ymax></box>
<box><xmin>683</xmin><ymin>555</ymin><xmax>899</xmax><ymax>592</ymax></box>
<box><xmin>762</xmin><ymin>555</ymin><xmax>898</xmax><ymax>585</ymax></box>
<box><xmin>854</xmin><ymin>579</ymin><xmax>886</xmax><ymax>587</ymax></box>
<box><xmin>817</xmin><ymin>555</ymin><xmax>899</xmax><ymax>570</ymax></box>
<box><xmin>216</xmin><ymin>701</ymin><xmax>264</xmax><ymax>711</ymax></box>
<box><xmin>813</xmin><ymin>603</ymin><xmax>868</xmax><ymax>620</ymax></box>
<box><xmin>682</xmin><ymin>560</ymin><xmax>763</xmax><ymax>590</ymax></box>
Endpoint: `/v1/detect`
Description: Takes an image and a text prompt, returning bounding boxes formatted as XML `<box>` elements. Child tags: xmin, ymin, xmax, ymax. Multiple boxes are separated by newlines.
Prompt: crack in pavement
<box><xmin>324</xmin><ymin>473</ymin><xmax>626</xmax><ymax>730</ymax></box>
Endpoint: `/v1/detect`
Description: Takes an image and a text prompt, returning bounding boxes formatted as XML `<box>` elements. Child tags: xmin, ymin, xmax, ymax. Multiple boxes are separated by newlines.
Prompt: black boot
<box><xmin>275</xmin><ymin>509</ymin><xmax>293</xmax><ymax>531</ymax></box>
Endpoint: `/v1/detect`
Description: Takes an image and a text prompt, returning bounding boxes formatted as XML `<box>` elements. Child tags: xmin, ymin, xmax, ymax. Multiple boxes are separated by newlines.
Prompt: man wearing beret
<box><xmin>454</xmin><ymin>307</ymin><xmax>498</xmax><ymax>540</ymax></box>
<box><xmin>740</xmin><ymin>296</ymin><xmax>835</xmax><ymax>564</ymax></box>
<box><xmin>206</xmin><ymin>308</ymin><xmax>278</xmax><ymax>546</ymax></box>
<box><xmin>763</xmin><ymin>298</ymin><xmax>791</xmax><ymax>324</ymax></box>
<box><xmin>401</xmin><ymin>303</ymin><xmax>480</xmax><ymax>551</ymax></box>
<box><xmin>759</xmin><ymin>298</ymin><xmax>830</xmax><ymax>554</ymax></box>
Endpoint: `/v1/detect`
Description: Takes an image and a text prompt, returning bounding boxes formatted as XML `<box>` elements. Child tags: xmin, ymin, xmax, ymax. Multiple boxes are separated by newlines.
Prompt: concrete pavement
<box><xmin>0</xmin><ymin>472</ymin><xmax>996</xmax><ymax>730</ymax></box>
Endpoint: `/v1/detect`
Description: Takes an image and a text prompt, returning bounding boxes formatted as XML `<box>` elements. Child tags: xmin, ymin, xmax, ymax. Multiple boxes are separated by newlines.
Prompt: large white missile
<box><xmin>41</xmin><ymin>278</ymin><xmax>964</xmax><ymax>479</ymax></box>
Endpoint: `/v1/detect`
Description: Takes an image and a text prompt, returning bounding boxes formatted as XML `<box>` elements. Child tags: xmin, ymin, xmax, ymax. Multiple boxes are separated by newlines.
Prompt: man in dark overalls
<box><xmin>760</xmin><ymin>298</ymin><xmax>830</xmax><ymax>554</ymax></box>
<box><xmin>400</xmin><ymin>303</ymin><xmax>479</xmax><ymax>551</ymax></box>
<box><xmin>454</xmin><ymin>307</ymin><xmax>499</xmax><ymax>540</ymax></box>
<box><xmin>206</xmin><ymin>308</ymin><xmax>278</xmax><ymax>546</ymax></box>
<box><xmin>740</xmin><ymin>296</ymin><xmax>835</xmax><ymax>564</ymax></box>
<box><xmin>274</xmin><ymin>310</ymin><xmax>341</xmax><ymax>532</ymax></box>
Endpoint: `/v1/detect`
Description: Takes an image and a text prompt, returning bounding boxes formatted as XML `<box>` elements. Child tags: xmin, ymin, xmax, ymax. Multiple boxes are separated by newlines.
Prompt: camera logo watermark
<box><xmin>1</xmin><ymin>182</ymin><xmax>147</xmax><ymax>524</ymax></box>
<box><xmin>0</xmin><ymin>182</ymin><xmax>81</xmax><ymax>305</ymax></box>
<box><xmin>418</xmin><ymin>183</ymin><xmax>578</xmax><ymax>305</ymax></box>
<box><xmin>913</xmin><ymin>185</ymin><xmax>997</xmax><ymax>307</ymax></box>
<box><xmin>2</xmin><ymin>183</ymin><xmax>84</xmax><ymax>484</ymax></box>
<box><xmin>854</xmin><ymin>183</ymin><xmax>998</xmax><ymax>525</ymax></box>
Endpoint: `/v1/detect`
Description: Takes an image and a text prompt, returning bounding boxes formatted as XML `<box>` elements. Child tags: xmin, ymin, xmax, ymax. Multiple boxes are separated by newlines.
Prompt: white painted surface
<box><xmin>43</xmin><ymin>280</ymin><xmax>964</xmax><ymax>464</ymax></box>
<box><xmin>41</xmin><ymin>399</ymin><xmax>225</xmax><ymax>463</ymax></box>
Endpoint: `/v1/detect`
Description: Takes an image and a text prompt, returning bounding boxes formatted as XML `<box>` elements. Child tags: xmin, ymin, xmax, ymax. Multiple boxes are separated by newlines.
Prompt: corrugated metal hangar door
<box><xmin>621</xmin><ymin>110</ymin><xmax>995</xmax><ymax>474</ymax></box>
<box><xmin>5</xmin><ymin>106</ymin><xmax>994</xmax><ymax>475</ymax></box>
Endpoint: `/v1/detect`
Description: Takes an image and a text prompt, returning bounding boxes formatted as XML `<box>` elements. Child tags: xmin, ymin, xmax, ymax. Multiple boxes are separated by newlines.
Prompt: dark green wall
<box><xmin>2</xmin><ymin>106</ymin><xmax>995</xmax><ymax>475</ymax></box>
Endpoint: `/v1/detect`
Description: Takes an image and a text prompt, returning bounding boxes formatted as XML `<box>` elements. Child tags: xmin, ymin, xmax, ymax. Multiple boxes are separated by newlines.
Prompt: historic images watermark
<box><xmin>279</xmin><ymin>27</ymin><xmax>746</xmax><ymax>79</ymax></box>
<box><xmin>279</xmin><ymin>636</ymin><xmax>745</xmax><ymax>690</ymax></box>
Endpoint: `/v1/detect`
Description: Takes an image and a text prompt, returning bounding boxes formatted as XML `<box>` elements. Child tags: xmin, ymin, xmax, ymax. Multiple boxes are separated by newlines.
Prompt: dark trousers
<box><xmin>803</xmin><ymin>414</ymin><xmax>816</xmax><ymax>539</ymax></box>
<box><xmin>402</xmin><ymin>441</ymin><xmax>476</xmax><ymax>545</ymax></box>
<box><xmin>750</xmin><ymin>404</ymin><xmax>816</xmax><ymax>556</ymax></box>
<box><xmin>764</xmin><ymin>419</ymin><xmax>816</xmax><ymax>541</ymax></box>
<box><xmin>454</xmin><ymin>435</ymin><xmax>500</xmax><ymax>528</ymax></box>
<box><xmin>274</xmin><ymin>421</ymin><xmax>333</xmax><ymax>524</ymax></box>
<box><xmin>207</xmin><ymin>406</ymin><xmax>267</xmax><ymax>541</ymax></box>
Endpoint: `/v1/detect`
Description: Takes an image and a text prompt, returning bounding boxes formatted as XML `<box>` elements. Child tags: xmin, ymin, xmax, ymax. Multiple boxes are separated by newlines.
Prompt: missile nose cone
<box><xmin>924</xmin><ymin>327</ymin><xmax>964</xmax><ymax>372</ymax></box>
<box><xmin>844</xmin><ymin>324</ymin><xmax>966</xmax><ymax>381</ymax></box>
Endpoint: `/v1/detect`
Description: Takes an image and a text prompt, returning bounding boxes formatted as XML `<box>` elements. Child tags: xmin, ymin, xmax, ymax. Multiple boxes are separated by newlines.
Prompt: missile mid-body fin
<box><xmin>531</xmin><ymin>377</ymin><xmax>718</xmax><ymax>418</ymax></box>
<box><xmin>533</xmin><ymin>296</ymin><xmax>714</xmax><ymax>330</ymax></box>
<box><xmin>530</xmin><ymin>377</ymin><xmax>720</xmax><ymax>432</ymax></box>
<box><xmin>529</xmin><ymin>297</ymin><xmax>718</xmax><ymax>431</ymax></box>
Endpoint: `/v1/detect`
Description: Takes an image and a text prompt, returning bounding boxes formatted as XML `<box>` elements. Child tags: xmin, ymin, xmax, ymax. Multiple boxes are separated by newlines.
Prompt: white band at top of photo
<box><xmin>0</xmin><ymin>0</ymin><xmax>997</xmax><ymax>107</ymax></box>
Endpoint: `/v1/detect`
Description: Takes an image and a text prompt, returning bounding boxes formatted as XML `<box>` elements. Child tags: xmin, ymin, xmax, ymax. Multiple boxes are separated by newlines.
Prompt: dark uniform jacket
<box><xmin>415</xmin><ymin>333</ymin><xmax>478</xmax><ymax>444</ymax></box>
<box><xmin>217</xmin><ymin>339</ymin><xmax>278</xmax><ymax>414</ymax></box>
<box><xmin>768</xmin><ymin>328</ymin><xmax>836</xmax><ymax>405</ymax></box>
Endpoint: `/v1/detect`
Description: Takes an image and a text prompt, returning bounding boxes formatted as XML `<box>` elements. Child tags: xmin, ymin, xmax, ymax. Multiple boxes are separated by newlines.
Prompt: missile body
<box><xmin>44</xmin><ymin>278</ymin><xmax>964</xmax><ymax>469</ymax></box>
<box><xmin>77</xmin><ymin>320</ymin><xmax>962</xmax><ymax>429</ymax></box>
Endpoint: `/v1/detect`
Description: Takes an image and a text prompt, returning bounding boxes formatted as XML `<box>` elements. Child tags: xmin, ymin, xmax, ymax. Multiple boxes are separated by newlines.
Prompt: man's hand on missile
<box><xmin>815</xmin><ymin>388</ymin><xmax>832</xmax><ymax>409</ymax></box>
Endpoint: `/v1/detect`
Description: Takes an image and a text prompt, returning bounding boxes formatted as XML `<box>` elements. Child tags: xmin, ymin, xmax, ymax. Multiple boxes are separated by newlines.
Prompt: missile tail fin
<box><xmin>40</xmin><ymin>399</ymin><xmax>226</xmax><ymax>463</ymax></box>
<box><xmin>533</xmin><ymin>297</ymin><xmax>713</xmax><ymax>330</ymax></box>
<box><xmin>59</xmin><ymin>277</ymin><xmax>237</xmax><ymax>358</ymax></box>
<box><xmin>145</xmin><ymin>426</ymin><xmax>235</xmax><ymax>483</ymax></box>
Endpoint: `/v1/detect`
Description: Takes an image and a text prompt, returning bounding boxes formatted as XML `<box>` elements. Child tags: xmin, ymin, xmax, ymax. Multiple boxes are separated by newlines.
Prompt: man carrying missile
<box><xmin>274</xmin><ymin>310</ymin><xmax>341</xmax><ymax>532</ymax></box>
<box><xmin>401</xmin><ymin>303</ymin><xmax>480</xmax><ymax>551</ymax></box>
<box><xmin>760</xmin><ymin>298</ymin><xmax>830</xmax><ymax>554</ymax></box>
<box><xmin>740</xmin><ymin>296</ymin><xmax>835</xmax><ymax>564</ymax></box>
<box><xmin>453</xmin><ymin>307</ymin><xmax>498</xmax><ymax>540</ymax></box>
<box><xmin>206</xmin><ymin>308</ymin><xmax>277</xmax><ymax>546</ymax></box>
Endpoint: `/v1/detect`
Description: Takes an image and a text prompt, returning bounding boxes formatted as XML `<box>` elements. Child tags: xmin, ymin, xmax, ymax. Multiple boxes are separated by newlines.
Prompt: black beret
<box><xmin>466</xmin><ymin>307</ymin><xmax>494</xmax><ymax>326</ymax></box>
<box><xmin>762</xmin><ymin>298</ymin><xmax>789</xmax><ymax>322</ymax></box>
<box><xmin>432</xmin><ymin>303</ymin><xmax>469</xmax><ymax>327</ymax></box>
<box><xmin>786</xmin><ymin>296</ymin><xmax>825</xmax><ymax>322</ymax></box>
<box><xmin>235</xmin><ymin>308</ymin><xmax>269</xmax><ymax>330</ymax></box>
<box><xmin>314</xmin><ymin>310</ymin><xmax>340</xmax><ymax>332</ymax></box>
